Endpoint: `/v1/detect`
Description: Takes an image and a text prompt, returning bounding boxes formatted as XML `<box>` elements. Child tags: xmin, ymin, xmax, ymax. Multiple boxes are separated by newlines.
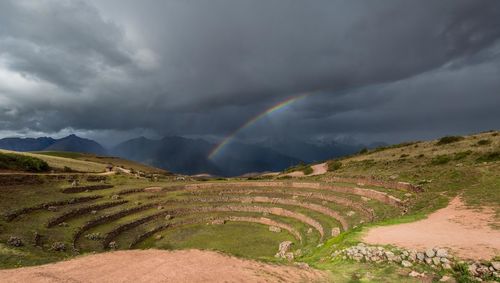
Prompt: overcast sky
<box><xmin>1</xmin><ymin>0</ymin><xmax>499</xmax><ymax>146</ymax></box>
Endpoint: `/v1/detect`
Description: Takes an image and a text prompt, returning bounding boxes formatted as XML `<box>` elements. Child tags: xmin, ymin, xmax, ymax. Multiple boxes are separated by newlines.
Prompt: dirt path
<box><xmin>363</xmin><ymin>197</ymin><xmax>500</xmax><ymax>260</ymax></box>
<box><xmin>0</xmin><ymin>249</ymin><xmax>328</xmax><ymax>283</ymax></box>
<box><xmin>310</xmin><ymin>163</ymin><xmax>327</xmax><ymax>176</ymax></box>
<box><xmin>283</xmin><ymin>163</ymin><xmax>328</xmax><ymax>178</ymax></box>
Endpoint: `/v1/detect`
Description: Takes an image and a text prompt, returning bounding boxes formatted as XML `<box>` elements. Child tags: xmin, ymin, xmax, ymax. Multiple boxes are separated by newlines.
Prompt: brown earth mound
<box><xmin>0</xmin><ymin>249</ymin><xmax>328</xmax><ymax>283</ymax></box>
<box><xmin>363</xmin><ymin>197</ymin><xmax>500</xmax><ymax>260</ymax></box>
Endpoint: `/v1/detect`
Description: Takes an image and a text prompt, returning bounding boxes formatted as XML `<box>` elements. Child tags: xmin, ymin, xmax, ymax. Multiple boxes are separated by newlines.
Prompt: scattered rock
<box><xmin>157</xmin><ymin>205</ymin><xmax>164</xmax><ymax>210</ymax></box>
<box><xmin>90</xmin><ymin>210</ymin><xmax>98</xmax><ymax>214</ymax></box>
<box><xmin>47</xmin><ymin>206</ymin><xmax>58</xmax><ymax>212</ymax></box>
<box><xmin>401</xmin><ymin>260</ymin><xmax>412</xmax><ymax>267</ymax></box>
<box><xmin>307</xmin><ymin>228</ymin><xmax>313</xmax><ymax>234</ymax></box>
<box><xmin>425</xmin><ymin>248</ymin><xmax>435</xmax><ymax>258</ymax></box>
<box><xmin>439</xmin><ymin>275</ymin><xmax>451</xmax><ymax>282</ymax></box>
<box><xmin>269</xmin><ymin>226</ymin><xmax>281</xmax><ymax>233</ymax></box>
<box><xmin>108</xmin><ymin>241</ymin><xmax>118</xmax><ymax>249</ymax></box>
<box><xmin>7</xmin><ymin>236</ymin><xmax>23</xmax><ymax>247</ymax></box>
<box><xmin>294</xmin><ymin>262</ymin><xmax>309</xmax><ymax>269</ymax></box>
<box><xmin>211</xmin><ymin>219</ymin><xmax>226</xmax><ymax>225</ymax></box>
<box><xmin>436</xmin><ymin>248</ymin><xmax>448</xmax><ymax>258</ymax></box>
<box><xmin>275</xmin><ymin>241</ymin><xmax>293</xmax><ymax>259</ymax></box>
<box><xmin>492</xmin><ymin>261</ymin><xmax>500</xmax><ymax>271</ymax></box>
<box><xmin>346</xmin><ymin>211</ymin><xmax>356</xmax><ymax>217</ymax></box>
<box><xmin>408</xmin><ymin>270</ymin><xmax>424</xmax><ymax>278</ymax></box>
<box><xmin>442</xmin><ymin>263</ymin><xmax>452</xmax><ymax>270</ymax></box>
<box><xmin>33</xmin><ymin>232</ymin><xmax>42</xmax><ymax>247</ymax></box>
<box><xmin>51</xmin><ymin>242</ymin><xmax>66</xmax><ymax>252</ymax></box>
<box><xmin>331</xmin><ymin>227</ymin><xmax>341</xmax><ymax>237</ymax></box>
<box><xmin>432</xmin><ymin>257</ymin><xmax>441</xmax><ymax>266</ymax></box>
<box><xmin>416</xmin><ymin>252</ymin><xmax>425</xmax><ymax>261</ymax></box>
<box><xmin>84</xmin><ymin>233</ymin><xmax>103</xmax><ymax>241</ymax></box>
<box><xmin>155</xmin><ymin>235</ymin><xmax>163</xmax><ymax>240</ymax></box>
<box><xmin>58</xmin><ymin>222</ymin><xmax>69</xmax><ymax>227</ymax></box>
<box><xmin>110</xmin><ymin>195</ymin><xmax>121</xmax><ymax>200</ymax></box>
<box><xmin>165</xmin><ymin>215</ymin><xmax>172</xmax><ymax>220</ymax></box>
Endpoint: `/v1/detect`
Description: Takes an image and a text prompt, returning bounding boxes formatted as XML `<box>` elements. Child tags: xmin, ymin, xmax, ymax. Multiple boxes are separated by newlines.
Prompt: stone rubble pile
<box><xmin>332</xmin><ymin>243</ymin><xmax>452</xmax><ymax>269</ymax></box>
<box><xmin>467</xmin><ymin>261</ymin><xmax>500</xmax><ymax>280</ymax></box>
<box><xmin>331</xmin><ymin>243</ymin><xmax>500</xmax><ymax>281</ymax></box>
<box><xmin>275</xmin><ymin>241</ymin><xmax>294</xmax><ymax>261</ymax></box>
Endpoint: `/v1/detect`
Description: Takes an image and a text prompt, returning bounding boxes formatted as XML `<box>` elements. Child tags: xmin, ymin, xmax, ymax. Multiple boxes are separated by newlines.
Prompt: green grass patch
<box><xmin>34</xmin><ymin>151</ymin><xmax>86</xmax><ymax>159</ymax></box>
<box><xmin>0</xmin><ymin>153</ymin><xmax>50</xmax><ymax>172</ymax></box>
<box><xmin>141</xmin><ymin>222</ymin><xmax>295</xmax><ymax>260</ymax></box>
<box><xmin>431</xmin><ymin>154</ymin><xmax>452</xmax><ymax>165</ymax></box>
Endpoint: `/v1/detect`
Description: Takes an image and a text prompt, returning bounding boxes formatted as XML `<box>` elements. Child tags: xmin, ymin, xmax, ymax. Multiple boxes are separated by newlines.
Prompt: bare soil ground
<box><xmin>283</xmin><ymin>163</ymin><xmax>327</xmax><ymax>177</ymax></box>
<box><xmin>0</xmin><ymin>249</ymin><xmax>328</xmax><ymax>283</ymax></box>
<box><xmin>363</xmin><ymin>197</ymin><xmax>500</xmax><ymax>260</ymax></box>
<box><xmin>310</xmin><ymin>163</ymin><xmax>327</xmax><ymax>176</ymax></box>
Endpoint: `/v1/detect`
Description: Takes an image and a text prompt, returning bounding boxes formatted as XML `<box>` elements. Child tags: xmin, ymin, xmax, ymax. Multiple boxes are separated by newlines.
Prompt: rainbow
<box><xmin>208</xmin><ymin>93</ymin><xmax>310</xmax><ymax>160</ymax></box>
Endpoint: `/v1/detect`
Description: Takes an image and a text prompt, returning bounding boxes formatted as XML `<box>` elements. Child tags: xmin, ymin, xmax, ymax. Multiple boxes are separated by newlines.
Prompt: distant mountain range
<box><xmin>0</xmin><ymin>135</ymin><xmax>106</xmax><ymax>155</ymax></box>
<box><xmin>0</xmin><ymin>134</ymin><xmax>371</xmax><ymax>176</ymax></box>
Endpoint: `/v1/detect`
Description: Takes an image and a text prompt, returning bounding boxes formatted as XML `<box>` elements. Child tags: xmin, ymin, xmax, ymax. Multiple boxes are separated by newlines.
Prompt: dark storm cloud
<box><xmin>0</xmin><ymin>0</ymin><xmax>499</xmax><ymax>144</ymax></box>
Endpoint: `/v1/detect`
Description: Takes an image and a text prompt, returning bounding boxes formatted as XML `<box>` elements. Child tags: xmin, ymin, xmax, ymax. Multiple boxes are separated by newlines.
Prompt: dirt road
<box><xmin>0</xmin><ymin>249</ymin><xmax>328</xmax><ymax>283</ymax></box>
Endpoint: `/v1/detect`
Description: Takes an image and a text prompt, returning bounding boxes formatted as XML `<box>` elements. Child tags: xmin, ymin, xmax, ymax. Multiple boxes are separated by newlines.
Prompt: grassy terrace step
<box><xmin>114</xmin><ymin>210</ymin><xmax>320</xmax><ymax>250</ymax></box>
<box><xmin>137</xmin><ymin>221</ymin><xmax>298</xmax><ymax>260</ymax></box>
<box><xmin>183</xmin><ymin>181</ymin><xmax>404</xmax><ymax>207</ymax></box>
<box><xmin>180</xmin><ymin>195</ymin><xmax>349</xmax><ymax>231</ymax></box>
<box><xmin>61</xmin><ymin>185</ymin><xmax>114</xmax><ymax>194</ymax></box>
<box><xmin>128</xmin><ymin>215</ymin><xmax>302</xmax><ymax>249</ymax></box>
<box><xmin>46</xmin><ymin>200</ymin><xmax>128</xmax><ymax>227</ymax></box>
<box><xmin>327</xmin><ymin>176</ymin><xmax>423</xmax><ymax>192</ymax></box>
<box><xmin>72</xmin><ymin>202</ymin><xmax>160</xmax><ymax>249</ymax></box>
<box><xmin>185</xmin><ymin>188</ymin><xmax>375</xmax><ymax>221</ymax></box>
<box><xmin>101</xmin><ymin>204</ymin><xmax>323</xmax><ymax>248</ymax></box>
<box><xmin>3</xmin><ymin>195</ymin><xmax>102</xmax><ymax>222</ymax></box>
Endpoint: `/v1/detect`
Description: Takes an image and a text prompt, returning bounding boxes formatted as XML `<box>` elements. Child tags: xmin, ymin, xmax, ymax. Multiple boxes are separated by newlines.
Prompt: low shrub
<box><xmin>302</xmin><ymin>166</ymin><xmax>313</xmax><ymax>175</ymax></box>
<box><xmin>0</xmin><ymin>153</ymin><xmax>50</xmax><ymax>172</ymax></box>
<box><xmin>358</xmin><ymin>148</ymin><xmax>368</xmax><ymax>154</ymax></box>
<box><xmin>436</xmin><ymin>136</ymin><xmax>464</xmax><ymax>145</ymax></box>
<box><xmin>476</xmin><ymin>151</ymin><xmax>500</xmax><ymax>163</ymax></box>
<box><xmin>284</xmin><ymin>163</ymin><xmax>313</xmax><ymax>175</ymax></box>
<box><xmin>431</xmin><ymin>155</ymin><xmax>451</xmax><ymax>165</ymax></box>
<box><xmin>327</xmin><ymin>160</ymin><xmax>342</xmax><ymax>171</ymax></box>
<box><xmin>454</xmin><ymin>150</ymin><xmax>472</xmax><ymax>160</ymax></box>
<box><xmin>476</xmin><ymin>139</ymin><xmax>491</xmax><ymax>146</ymax></box>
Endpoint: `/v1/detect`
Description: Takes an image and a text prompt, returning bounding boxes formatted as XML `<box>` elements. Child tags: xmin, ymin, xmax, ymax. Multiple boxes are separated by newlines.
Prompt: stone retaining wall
<box><xmin>47</xmin><ymin>200</ymin><xmax>127</xmax><ymax>227</ymax></box>
<box><xmin>72</xmin><ymin>203</ymin><xmax>159</xmax><ymax>249</ymax></box>
<box><xmin>328</xmin><ymin>176</ymin><xmax>423</xmax><ymax>193</ymax></box>
<box><xmin>184</xmin><ymin>181</ymin><xmax>403</xmax><ymax>207</ymax></box>
<box><xmin>4</xmin><ymin>195</ymin><xmax>102</xmax><ymax>222</ymax></box>
<box><xmin>62</xmin><ymin>184</ymin><xmax>114</xmax><ymax>194</ymax></box>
